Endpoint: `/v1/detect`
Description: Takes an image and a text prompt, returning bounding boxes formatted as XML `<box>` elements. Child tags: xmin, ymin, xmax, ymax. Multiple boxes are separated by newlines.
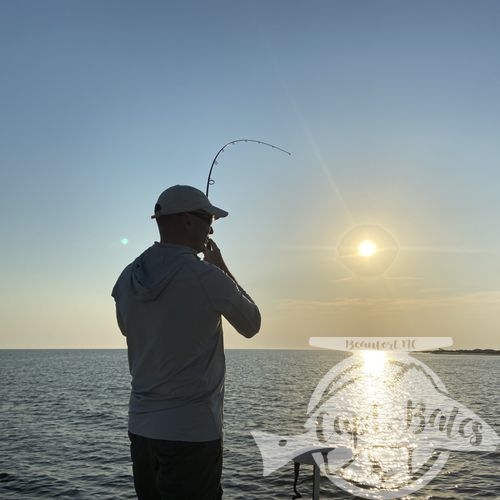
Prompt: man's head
<box><xmin>152</xmin><ymin>185</ymin><xmax>228</xmax><ymax>252</ymax></box>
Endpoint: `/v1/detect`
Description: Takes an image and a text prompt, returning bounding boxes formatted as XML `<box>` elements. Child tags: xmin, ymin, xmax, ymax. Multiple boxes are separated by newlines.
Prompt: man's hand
<box><xmin>203</xmin><ymin>239</ymin><xmax>236</xmax><ymax>282</ymax></box>
<box><xmin>203</xmin><ymin>238</ymin><xmax>225</xmax><ymax>268</ymax></box>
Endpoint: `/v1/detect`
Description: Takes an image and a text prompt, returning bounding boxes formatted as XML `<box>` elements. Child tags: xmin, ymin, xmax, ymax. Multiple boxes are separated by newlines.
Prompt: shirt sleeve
<box><xmin>199</xmin><ymin>265</ymin><xmax>261</xmax><ymax>338</ymax></box>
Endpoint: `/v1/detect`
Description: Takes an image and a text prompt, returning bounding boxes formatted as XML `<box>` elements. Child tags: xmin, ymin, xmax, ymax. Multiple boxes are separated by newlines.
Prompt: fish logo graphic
<box><xmin>252</xmin><ymin>338</ymin><xmax>499</xmax><ymax>499</ymax></box>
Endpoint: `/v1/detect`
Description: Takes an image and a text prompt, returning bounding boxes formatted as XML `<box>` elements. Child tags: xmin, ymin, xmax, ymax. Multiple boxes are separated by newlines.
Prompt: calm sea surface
<box><xmin>0</xmin><ymin>349</ymin><xmax>498</xmax><ymax>499</ymax></box>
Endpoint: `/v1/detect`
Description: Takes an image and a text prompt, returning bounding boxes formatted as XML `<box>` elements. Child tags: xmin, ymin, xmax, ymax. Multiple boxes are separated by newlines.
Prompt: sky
<box><xmin>1</xmin><ymin>0</ymin><xmax>500</xmax><ymax>349</ymax></box>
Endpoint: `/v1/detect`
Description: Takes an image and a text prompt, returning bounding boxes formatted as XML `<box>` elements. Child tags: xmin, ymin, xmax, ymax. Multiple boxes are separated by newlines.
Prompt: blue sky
<box><xmin>1</xmin><ymin>0</ymin><xmax>500</xmax><ymax>348</ymax></box>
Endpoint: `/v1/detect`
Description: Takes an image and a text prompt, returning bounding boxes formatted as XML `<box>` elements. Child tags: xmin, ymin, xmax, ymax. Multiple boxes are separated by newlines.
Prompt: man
<box><xmin>112</xmin><ymin>185</ymin><xmax>261</xmax><ymax>500</ymax></box>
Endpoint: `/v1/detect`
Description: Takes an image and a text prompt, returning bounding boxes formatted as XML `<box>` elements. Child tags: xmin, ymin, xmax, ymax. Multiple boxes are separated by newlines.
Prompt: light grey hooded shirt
<box><xmin>112</xmin><ymin>242</ymin><xmax>261</xmax><ymax>441</ymax></box>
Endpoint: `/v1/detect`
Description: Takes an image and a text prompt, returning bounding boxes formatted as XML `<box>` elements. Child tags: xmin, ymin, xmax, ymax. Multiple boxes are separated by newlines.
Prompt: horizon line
<box><xmin>1</xmin><ymin>347</ymin><xmax>499</xmax><ymax>351</ymax></box>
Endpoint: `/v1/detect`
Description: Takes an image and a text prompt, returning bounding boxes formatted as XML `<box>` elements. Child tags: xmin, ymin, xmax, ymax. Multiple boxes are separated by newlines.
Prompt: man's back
<box><xmin>112</xmin><ymin>241</ymin><xmax>260</xmax><ymax>442</ymax></box>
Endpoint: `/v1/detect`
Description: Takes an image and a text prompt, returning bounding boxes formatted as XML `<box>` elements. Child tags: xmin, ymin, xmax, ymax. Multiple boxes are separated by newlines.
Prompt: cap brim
<box><xmin>150</xmin><ymin>203</ymin><xmax>228</xmax><ymax>220</ymax></box>
<box><xmin>208</xmin><ymin>205</ymin><xmax>228</xmax><ymax>219</ymax></box>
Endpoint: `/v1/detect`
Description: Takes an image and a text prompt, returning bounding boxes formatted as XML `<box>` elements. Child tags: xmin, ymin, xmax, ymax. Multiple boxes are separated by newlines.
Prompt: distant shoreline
<box><xmin>422</xmin><ymin>349</ymin><xmax>500</xmax><ymax>355</ymax></box>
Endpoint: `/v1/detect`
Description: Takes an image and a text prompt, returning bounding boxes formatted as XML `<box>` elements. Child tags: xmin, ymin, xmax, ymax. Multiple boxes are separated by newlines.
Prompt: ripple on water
<box><xmin>0</xmin><ymin>349</ymin><xmax>499</xmax><ymax>499</ymax></box>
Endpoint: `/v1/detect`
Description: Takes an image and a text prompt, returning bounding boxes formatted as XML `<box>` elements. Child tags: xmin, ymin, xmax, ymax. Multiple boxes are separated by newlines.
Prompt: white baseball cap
<box><xmin>151</xmin><ymin>185</ymin><xmax>228</xmax><ymax>219</ymax></box>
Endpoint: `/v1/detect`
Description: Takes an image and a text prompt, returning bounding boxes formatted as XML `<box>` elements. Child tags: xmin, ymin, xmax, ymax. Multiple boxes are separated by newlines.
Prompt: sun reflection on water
<box><xmin>361</xmin><ymin>350</ymin><xmax>386</xmax><ymax>376</ymax></box>
<box><xmin>311</xmin><ymin>351</ymin><xmax>450</xmax><ymax>496</ymax></box>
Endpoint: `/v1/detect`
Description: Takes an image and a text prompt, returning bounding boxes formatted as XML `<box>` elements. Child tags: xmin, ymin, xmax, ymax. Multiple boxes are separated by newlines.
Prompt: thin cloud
<box><xmin>400</xmin><ymin>246</ymin><xmax>493</xmax><ymax>254</ymax></box>
<box><xmin>330</xmin><ymin>276</ymin><xmax>423</xmax><ymax>283</ymax></box>
<box><xmin>278</xmin><ymin>291</ymin><xmax>500</xmax><ymax>312</ymax></box>
<box><xmin>274</xmin><ymin>245</ymin><xmax>495</xmax><ymax>255</ymax></box>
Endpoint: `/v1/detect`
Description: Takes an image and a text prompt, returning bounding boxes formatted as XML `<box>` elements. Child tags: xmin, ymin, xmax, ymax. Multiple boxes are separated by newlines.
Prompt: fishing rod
<box><xmin>205</xmin><ymin>139</ymin><xmax>291</xmax><ymax>196</ymax></box>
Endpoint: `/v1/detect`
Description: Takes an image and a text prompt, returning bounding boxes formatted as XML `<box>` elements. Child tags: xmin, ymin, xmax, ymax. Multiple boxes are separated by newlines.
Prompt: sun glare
<box><xmin>361</xmin><ymin>350</ymin><xmax>386</xmax><ymax>376</ymax></box>
<box><xmin>358</xmin><ymin>240</ymin><xmax>377</xmax><ymax>257</ymax></box>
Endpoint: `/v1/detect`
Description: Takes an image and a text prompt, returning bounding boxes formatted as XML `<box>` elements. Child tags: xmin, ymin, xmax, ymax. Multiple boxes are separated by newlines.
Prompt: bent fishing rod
<box><xmin>205</xmin><ymin>139</ymin><xmax>291</xmax><ymax>197</ymax></box>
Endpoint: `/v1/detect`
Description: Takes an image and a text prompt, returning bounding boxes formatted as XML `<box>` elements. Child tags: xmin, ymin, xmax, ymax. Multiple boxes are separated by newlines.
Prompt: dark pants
<box><xmin>128</xmin><ymin>431</ymin><xmax>223</xmax><ymax>500</ymax></box>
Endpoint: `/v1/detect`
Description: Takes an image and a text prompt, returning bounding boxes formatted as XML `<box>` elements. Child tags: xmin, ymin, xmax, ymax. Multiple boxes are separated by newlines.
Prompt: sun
<box><xmin>358</xmin><ymin>240</ymin><xmax>377</xmax><ymax>257</ymax></box>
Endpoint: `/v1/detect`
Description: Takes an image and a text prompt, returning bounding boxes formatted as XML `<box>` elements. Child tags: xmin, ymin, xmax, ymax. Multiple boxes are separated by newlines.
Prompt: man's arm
<box><xmin>201</xmin><ymin>239</ymin><xmax>261</xmax><ymax>338</ymax></box>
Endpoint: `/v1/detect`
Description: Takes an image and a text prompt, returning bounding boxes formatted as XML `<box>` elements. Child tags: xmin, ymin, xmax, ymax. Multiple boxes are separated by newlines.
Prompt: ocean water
<box><xmin>0</xmin><ymin>349</ymin><xmax>499</xmax><ymax>499</ymax></box>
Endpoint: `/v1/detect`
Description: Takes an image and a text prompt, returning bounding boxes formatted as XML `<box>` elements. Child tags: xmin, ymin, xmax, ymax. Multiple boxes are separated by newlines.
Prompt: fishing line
<box><xmin>205</xmin><ymin>139</ymin><xmax>291</xmax><ymax>196</ymax></box>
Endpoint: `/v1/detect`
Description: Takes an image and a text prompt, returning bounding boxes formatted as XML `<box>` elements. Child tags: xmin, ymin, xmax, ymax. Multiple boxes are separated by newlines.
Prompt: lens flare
<box><xmin>120</xmin><ymin>238</ymin><xmax>129</xmax><ymax>245</ymax></box>
<box><xmin>337</xmin><ymin>224</ymin><xmax>399</xmax><ymax>276</ymax></box>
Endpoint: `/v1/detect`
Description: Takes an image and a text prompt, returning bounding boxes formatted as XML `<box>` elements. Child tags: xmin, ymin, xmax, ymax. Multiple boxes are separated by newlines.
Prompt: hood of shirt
<box><xmin>128</xmin><ymin>243</ymin><xmax>197</xmax><ymax>302</ymax></box>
